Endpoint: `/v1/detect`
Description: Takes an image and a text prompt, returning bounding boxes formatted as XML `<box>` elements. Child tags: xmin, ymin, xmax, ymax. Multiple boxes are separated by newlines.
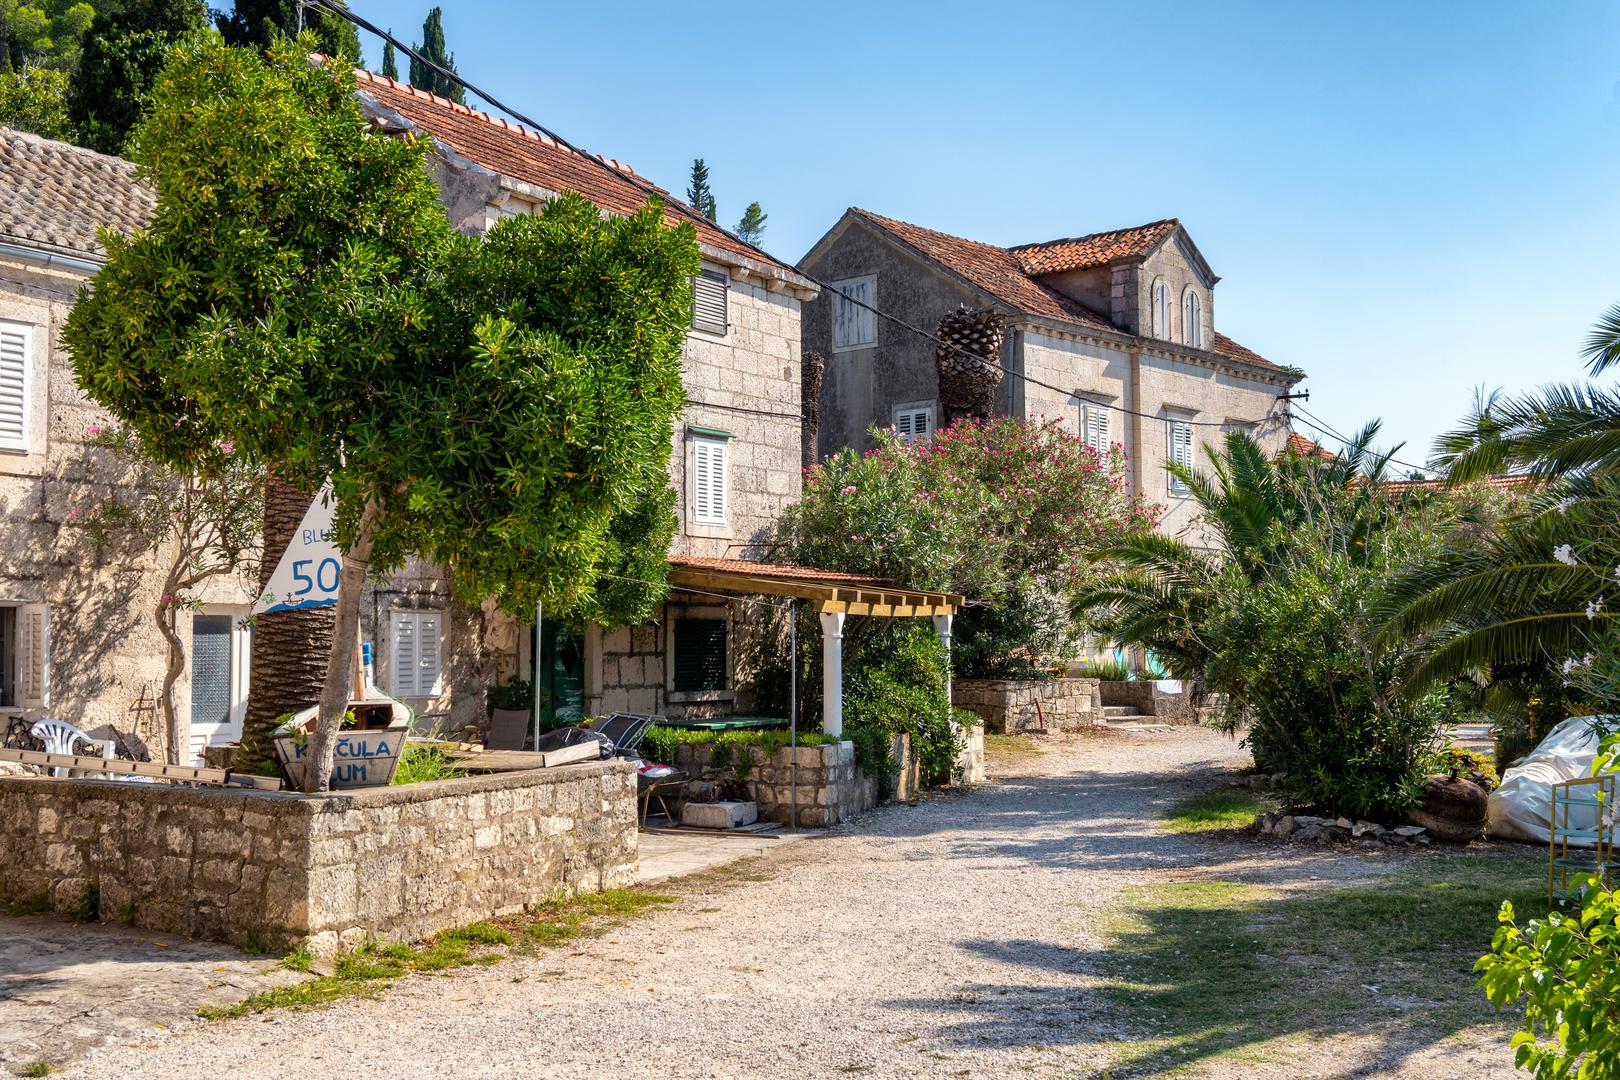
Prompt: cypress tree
<box><xmin>687</xmin><ymin>158</ymin><xmax>716</xmax><ymax>222</ymax></box>
<box><xmin>69</xmin><ymin>0</ymin><xmax>209</xmax><ymax>155</ymax></box>
<box><xmin>380</xmin><ymin>37</ymin><xmax>397</xmax><ymax>79</ymax></box>
<box><xmin>408</xmin><ymin>6</ymin><xmax>462</xmax><ymax>103</ymax></box>
<box><xmin>735</xmin><ymin>201</ymin><xmax>767</xmax><ymax>245</ymax></box>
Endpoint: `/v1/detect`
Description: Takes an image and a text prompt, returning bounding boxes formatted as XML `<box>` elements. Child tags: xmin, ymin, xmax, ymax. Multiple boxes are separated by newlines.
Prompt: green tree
<box><xmin>217</xmin><ymin>0</ymin><xmax>359</xmax><ymax>61</ymax></box>
<box><xmin>64</xmin><ymin>33</ymin><xmax>698</xmax><ymax>791</ymax></box>
<box><xmin>686</xmin><ymin>157</ymin><xmax>716</xmax><ymax>221</ymax></box>
<box><xmin>379</xmin><ymin>35</ymin><xmax>396</xmax><ymax>79</ymax></box>
<box><xmin>67</xmin><ymin>0</ymin><xmax>207</xmax><ymax>155</ymax></box>
<box><xmin>0</xmin><ymin>64</ymin><xmax>73</xmax><ymax>138</ymax></box>
<box><xmin>407</xmin><ymin>5</ymin><xmax>460</xmax><ymax>103</ymax></box>
<box><xmin>1</xmin><ymin>0</ymin><xmax>96</xmax><ymax>71</ymax></box>
<box><xmin>734</xmin><ymin>200</ymin><xmax>766</xmax><ymax>245</ymax></box>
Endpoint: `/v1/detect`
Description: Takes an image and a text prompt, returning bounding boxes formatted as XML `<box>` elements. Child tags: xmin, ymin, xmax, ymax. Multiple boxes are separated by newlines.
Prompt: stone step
<box><xmin>1102</xmin><ymin>706</ymin><xmax>1145</xmax><ymax>719</ymax></box>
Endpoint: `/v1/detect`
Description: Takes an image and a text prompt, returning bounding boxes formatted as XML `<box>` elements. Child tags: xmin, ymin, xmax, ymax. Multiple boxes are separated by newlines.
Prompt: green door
<box><xmin>532</xmin><ymin>622</ymin><xmax>584</xmax><ymax>731</ymax></box>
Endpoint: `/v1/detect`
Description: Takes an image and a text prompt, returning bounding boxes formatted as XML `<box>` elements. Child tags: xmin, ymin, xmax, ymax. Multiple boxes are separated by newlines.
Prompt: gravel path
<box><xmin>54</xmin><ymin>728</ymin><xmax>1523</xmax><ymax>1079</ymax></box>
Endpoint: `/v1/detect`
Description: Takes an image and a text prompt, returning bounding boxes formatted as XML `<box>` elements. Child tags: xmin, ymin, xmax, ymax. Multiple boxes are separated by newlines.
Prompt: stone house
<box><xmin>0</xmin><ymin>128</ymin><xmax>261</xmax><ymax>763</ymax></box>
<box><xmin>798</xmin><ymin>210</ymin><xmax>1305</xmax><ymax>540</ymax></box>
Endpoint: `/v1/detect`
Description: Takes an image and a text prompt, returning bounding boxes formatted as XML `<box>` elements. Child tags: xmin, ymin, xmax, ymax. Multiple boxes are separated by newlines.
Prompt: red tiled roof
<box><xmin>849</xmin><ymin>209</ymin><xmax>1285</xmax><ymax>374</ymax></box>
<box><xmin>1010</xmin><ymin>219</ymin><xmax>1179</xmax><ymax>275</ymax></box>
<box><xmin>1286</xmin><ymin>432</ymin><xmax>1338</xmax><ymax>460</ymax></box>
<box><xmin>668</xmin><ymin>556</ymin><xmax>895</xmax><ymax>587</ymax></box>
<box><xmin>849</xmin><ymin>209</ymin><xmax>1116</xmax><ymax>332</ymax></box>
<box><xmin>353</xmin><ymin>70</ymin><xmax>798</xmax><ymax>277</ymax></box>
<box><xmin>1383</xmin><ymin>475</ymin><xmax>1536</xmax><ymax>493</ymax></box>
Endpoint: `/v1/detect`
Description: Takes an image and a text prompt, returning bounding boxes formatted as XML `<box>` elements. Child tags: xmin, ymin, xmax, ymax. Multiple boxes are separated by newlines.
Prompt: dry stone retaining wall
<box><xmin>953</xmin><ymin>677</ymin><xmax>1101</xmax><ymax>734</ymax></box>
<box><xmin>669</xmin><ymin>740</ymin><xmax>888</xmax><ymax>827</ymax></box>
<box><xmin>0</xmin><ymin>761</ymin><xmax>637</xmax><ymax>953</ymax></box>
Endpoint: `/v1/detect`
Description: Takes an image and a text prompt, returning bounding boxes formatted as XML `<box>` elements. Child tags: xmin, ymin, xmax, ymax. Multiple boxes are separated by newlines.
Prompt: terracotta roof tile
<box><xmin>353</xmin><ymin>70</ymin><xmax>799</xmax><ymax>278</ymax></box>
<box><xmin>1383</xmin><ymin>474</ymin><xmax>1536</xmax><ymax>493</ymax></box>
<box><xmin>848</xmin><ymin>209</ymin><xmax>1116</xmax><ymax>332</ymax></box>
<box><xmin>1213</xmin><ymin>332</ymin><xmax>1279</xmax><ymax>371</ymax></box>
<box><xmin>0</xmin><ymin>128</ymin><xmax>152</xmax><ymax>258</ymax></box>
<box><xmin>1009</xmin><ymin>219</ymin><xmax>1179</xmax><ymax>275</ymax></box>
<box><xmin>1286</xmin><ymin>432</ymin><xmax>1338</xmax><ymax>460</ymax></box>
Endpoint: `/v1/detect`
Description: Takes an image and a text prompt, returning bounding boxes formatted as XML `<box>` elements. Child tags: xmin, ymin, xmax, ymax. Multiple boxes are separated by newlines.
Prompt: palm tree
<box><xmin>1075</xmin><ymin>423</ymin><xmax>1400</xmax><ymax>680</ymax></box>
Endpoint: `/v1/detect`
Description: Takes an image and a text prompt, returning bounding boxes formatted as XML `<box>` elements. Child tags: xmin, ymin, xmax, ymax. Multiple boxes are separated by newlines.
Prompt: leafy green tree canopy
<box><xmin>687</xmin><ymin>157</ymin><xmax>715</xmax><ymax>221</ymax></box>
<box><xmin>735</xmin><ymin>200</ymin><xmax>766</xmax><ymax>245</ymax></box>
<box><xmin>217</xmin><ymin>0</ymin><xmax>359</xmax><ymax>61</ymax></box>
<box><xmin>0</xmin><ymin>64</ymin><xmax>73</xmax><ymax>137</ymax></box>
<box><xmin>65</xmin><ymin>33</ymin><xmax>699</xmax><ymax>786</ymax></box>
<box><xmin>2</xmin><ymin>0</ymin><xmax>96</xmax><ymax>71</ymax></box>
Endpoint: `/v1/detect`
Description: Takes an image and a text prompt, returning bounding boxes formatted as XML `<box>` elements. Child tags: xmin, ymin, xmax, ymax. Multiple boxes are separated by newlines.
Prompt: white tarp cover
<box><xmin>1487</xmin><ymin>715</ymin><xmax>1614</xmax><ymax>844</ymax></box>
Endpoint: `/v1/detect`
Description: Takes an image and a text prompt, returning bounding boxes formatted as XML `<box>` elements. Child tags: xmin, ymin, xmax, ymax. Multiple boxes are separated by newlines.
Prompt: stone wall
<box><xmin>1099</xmin><ymin>679</ymin><xmax>1196</xmax><ymax>724</ymax></box>
<box><xmin>666</xmin><ymin>739</ymin><xmax>887</xmax><ymax>827</ymax></box>
<box><xmin>0</xmin><ymin>761</ymin><xmax>637</xmax><ymax>952</ymax></box>
<box><xmin>953</xmin><ymin>677</ymin><xmax>1101</xmax><ymax>734</ymax></box>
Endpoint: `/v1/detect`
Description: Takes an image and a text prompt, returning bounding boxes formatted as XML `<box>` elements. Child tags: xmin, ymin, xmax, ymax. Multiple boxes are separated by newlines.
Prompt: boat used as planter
<box><xmin>272</xmin><ymin>695</ymin><xmax>414</xmax><ymax>790</ymax></box>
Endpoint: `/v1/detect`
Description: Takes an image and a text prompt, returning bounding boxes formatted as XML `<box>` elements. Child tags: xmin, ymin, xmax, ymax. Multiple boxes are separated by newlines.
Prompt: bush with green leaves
<box><xmin>843</xmin><ymin>621</ymin><xmax>973</xmax><ymax>791</ymax></box>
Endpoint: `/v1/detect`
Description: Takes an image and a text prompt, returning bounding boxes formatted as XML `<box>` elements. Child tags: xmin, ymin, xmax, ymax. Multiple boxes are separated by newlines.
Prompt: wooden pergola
<box><xmin>667</xmin><ymin>557</ymin><xmax>963</xmax><ymax>737</ymax></box>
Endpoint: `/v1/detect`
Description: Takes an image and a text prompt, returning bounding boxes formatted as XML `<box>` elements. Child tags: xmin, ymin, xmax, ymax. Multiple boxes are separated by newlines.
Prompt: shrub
<box><xmin>391</xmin><ymin>744</ymin><xmax>464</xmax><ymax>785</ymax></box>
<box><xmin>1478</xmin><ymin>882</ymin><xmax>1620</xmax><ymax>1077</ymax></box>
<box><xmin>844</xmin><ymin>622</ymin><xmax>973</xmax><ymax>792</ymax></box>
<box><xmin>638</xmin><ymin>726</ymin><xmax>837</xmax><ymax>779</ymax></box>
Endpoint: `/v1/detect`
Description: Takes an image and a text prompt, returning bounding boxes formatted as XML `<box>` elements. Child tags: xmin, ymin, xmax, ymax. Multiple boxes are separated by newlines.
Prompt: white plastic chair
<box><xmin>30</xmin><ymin>719</ymin><xmax>113</xmax><ymax>778</ymax></box>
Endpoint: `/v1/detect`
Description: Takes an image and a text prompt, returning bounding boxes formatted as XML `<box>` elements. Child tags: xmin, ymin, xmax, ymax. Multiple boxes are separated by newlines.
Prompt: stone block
<box><xmin>681</xmin><ymin>801</ymin><xmax>759</xmax><ymax>830</ymax></box>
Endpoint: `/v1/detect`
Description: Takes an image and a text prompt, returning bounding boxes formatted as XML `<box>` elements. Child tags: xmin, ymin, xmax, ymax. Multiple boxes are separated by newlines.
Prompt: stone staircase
<box><xmin>1100</xmin><ymin>705</ymin><xmax>1173</xmax><ymax>733</ymax></box>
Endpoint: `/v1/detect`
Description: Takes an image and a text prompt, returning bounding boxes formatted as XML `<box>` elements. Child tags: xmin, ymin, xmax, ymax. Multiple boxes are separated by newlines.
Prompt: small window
<box><xmin>190</xmin><ymin>614</ymin><xmax>234</xmax><ymax>729</ymax></box>
<box><xmin>692</xmin><ymin>268</ymin><xmax>729</xmax><ymax>336</ymax></box>
<box><xmin>1167</xmin><ymin>418</ymin><xmax>1194</xmax><ymax>495</ymax></box>
<box><xmin>832</xmin><ymin>275</ymin><xmax>877</xmax><ymax>350</ymax></box>
<box><xmin>1151</xmin><ymin>279</ymin><xmax>1172</xmax><ymax>340</ymax></box>
<box><xmin>0</xmin><ymin>320</ymin><xmax>33</xmax><ymax>452</ymax></box>
<box><xmin>1081</xmin><ymin>401</ymin><xmax>1111</xmax><ymax>453</ymax></box>
<box><xmin>672</xmin><ymin>617</ymin><xmax>728</xmax><ymax>693</ymax></box>
<box><xmin>892</xmin><ymin>403</ymin><xmax>934</xmax><ymax>442</ymax></box>
<box><xmin>0</xmin><ymin>602</ymin><xmax>48</xmax><ymax>709</ymax></box>
<box><xmin>690</xmin><ymin>434</ymin><xmax>728</xmax><ymax>526</ymax></box>
<box><xmin>391</xmin><ymin>610</ymin><xmax>443</xmax><ymax>699</ymax></box>
<box><xmin>1183</xmin><ymin>289</ymin><xmax>1202</xmax><ymax>348</ymax></box>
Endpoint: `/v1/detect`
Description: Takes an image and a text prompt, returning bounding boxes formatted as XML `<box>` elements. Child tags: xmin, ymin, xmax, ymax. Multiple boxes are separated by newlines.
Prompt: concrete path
<box><xmin>22</xmin><ymin>728</ymin><xmax>1529</xmax><ymax>1079</ymax></box>
<box><xmin>0</xmin><ymin>917</ymin><xmax>303</xmax><ymax>1073</ymax></box>
<box><xmin>637</xmin><ymin>827</ymin><xmax>807</xmax><ymax>884</ymax></box>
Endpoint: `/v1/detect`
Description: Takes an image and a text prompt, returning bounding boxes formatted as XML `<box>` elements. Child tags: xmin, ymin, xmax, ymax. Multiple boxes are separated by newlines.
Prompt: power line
<box><xmin>1288</xmin><ymin>404</ymin><xmax>1433</xmax><ymax>476</ymax></box>
<box><xmin>304</xmin><ymin>0</ymin><xmax>1281</xmax><ymax>434</ymax></box>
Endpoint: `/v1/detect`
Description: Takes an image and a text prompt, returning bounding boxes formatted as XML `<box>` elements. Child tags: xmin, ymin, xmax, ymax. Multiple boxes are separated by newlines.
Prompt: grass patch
<box><xmin>1098</xmin><ymin>855</ymin><xmax>1547</xmax><ymax>1075</ymax></box>
<box><xmin>1161</xmin><ymin>786</ymin><xmax>1277</xmax><ymax>834</ymax></box>
<box><xmin>22</xmin><ymin>1061</ymin><xmax>52</xmax><ymax>1077</ymax></box>
<box><xmin>201</xmin><ymin>892</ymin><xmax>673</xmax><ymax>1020</ymax></box>
<box><xmin>985</xmin><ymin>733</ymin><xmax>1044</xmax><ymax>755</ymax></box>
<box><xmin>392</xmin><ymin>743</ymin><xmax>464</xmax><ymax>785</ymax></box>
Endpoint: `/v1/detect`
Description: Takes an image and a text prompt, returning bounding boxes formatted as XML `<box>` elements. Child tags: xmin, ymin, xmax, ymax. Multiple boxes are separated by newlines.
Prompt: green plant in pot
<box><xmin>487</xmin><ymin>679</ymin><xmax>534</xmax><ymax>750</ymax></box>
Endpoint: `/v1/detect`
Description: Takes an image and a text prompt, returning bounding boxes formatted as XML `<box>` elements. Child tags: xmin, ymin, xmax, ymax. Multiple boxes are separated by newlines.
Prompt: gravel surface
<box><xmin>53</xmin><ymin>727</ymin><xmax>1524</xmax><ymax>1079</ymax></box>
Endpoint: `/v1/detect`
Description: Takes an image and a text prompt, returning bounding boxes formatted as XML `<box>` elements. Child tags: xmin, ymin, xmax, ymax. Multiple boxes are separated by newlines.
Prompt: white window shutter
<box><xmin>20</xmin><ymin>602</ymin><xmax>48</xmax><ymax>708</ymax></box>
<box><xmin>417</xmin><ymin>614</ymin><xmax>442</xmax><ymax>698</ymax></box>
<box><xmin>0</xmin><ymin>321</ymin><xmax>30</xmax><ymax>452</ymax></box>
<box><xmin>691</xmin><ymin>437</ymin><xmax>727</xmax><ymax>525</ymax></box>
<box><xmin>1084</xmin><ymin>404</ymin><xmax>1110</xmax><ymax>452</ymax></box>
<box><xmin>392</xmin><ymin>613</ymin><xmax>417</xmax><ymax>698</ymax></box>
<box><xmin>895</xmin><ymin>411</ymin><xmax>914</xmax><ymax>438</ymax></box>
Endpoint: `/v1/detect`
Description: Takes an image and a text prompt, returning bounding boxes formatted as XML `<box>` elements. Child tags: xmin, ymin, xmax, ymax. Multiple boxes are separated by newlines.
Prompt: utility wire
<box><xmin>1287</xmin><ymin>404</ymin><xmax>1435</xmax><ymax>476</ymax></box>
<box><xmin>304</xmin><ymin>0</ymin><xmax>1286</xmax><ymax>434</ymax></box>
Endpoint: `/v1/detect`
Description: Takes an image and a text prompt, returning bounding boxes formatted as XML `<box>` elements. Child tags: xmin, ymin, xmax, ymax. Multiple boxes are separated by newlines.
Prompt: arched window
<box><xmin>1183</xmin><ymin>288</ymin><xmax>1202</xmax><ymax>348</ymax></box>
<box><xmin>1151</xmin><ymin>279</ymin><xmax>1171</xmax><ymax>339</ymax></box>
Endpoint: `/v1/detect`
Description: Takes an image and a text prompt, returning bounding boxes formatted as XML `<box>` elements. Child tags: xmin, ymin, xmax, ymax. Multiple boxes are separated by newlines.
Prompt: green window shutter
<box><xmin>673</xmin><ymin>618</ymin><xmax>727</xmax><ymax>692</ymax></box>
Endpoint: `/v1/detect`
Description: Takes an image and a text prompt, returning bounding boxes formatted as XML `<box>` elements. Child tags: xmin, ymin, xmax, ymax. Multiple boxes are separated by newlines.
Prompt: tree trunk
<box><xmin>303</xmin><ymin>496</ymin><xmax>383</xmax><ymax>794</ymax></box>
<box><xmin>155</xmin><ymin>602</ymin><xmax>185</xmax><ymax>766</ymax></box>
<box><xmin>234</xmin><ymin>475</ymin><xmax>335</xmax><ymax>773</ymax></box>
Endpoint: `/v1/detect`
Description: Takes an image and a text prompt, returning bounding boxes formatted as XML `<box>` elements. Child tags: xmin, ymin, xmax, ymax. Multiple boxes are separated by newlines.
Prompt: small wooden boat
<box><xmin>272</xmin><ymin>695</ymin><xmax>414</xmax><ymax>790</ymax></box>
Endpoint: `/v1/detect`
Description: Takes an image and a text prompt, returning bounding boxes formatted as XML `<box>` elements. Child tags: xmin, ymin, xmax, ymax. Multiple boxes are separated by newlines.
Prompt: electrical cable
<box><xmin>303</xmin><ymin>0</ymin><xmax>1285</xmax><ymax>433</ymax></box>
<box><xmin>1288</xmin><ymin>403</ymin><xmax>1434</xmax><ymax>476</ymax></box>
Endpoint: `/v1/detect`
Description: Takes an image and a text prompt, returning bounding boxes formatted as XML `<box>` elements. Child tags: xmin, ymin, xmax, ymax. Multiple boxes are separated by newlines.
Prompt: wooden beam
<box><xmin>669</xmin><ymin>567</ymin><xmax>959</xmax><ymax>614</ymax></box>
<box><xmin>0</xmin><ymin>747</ymin><xmax>282</xmax><ymax>790</ymax></box>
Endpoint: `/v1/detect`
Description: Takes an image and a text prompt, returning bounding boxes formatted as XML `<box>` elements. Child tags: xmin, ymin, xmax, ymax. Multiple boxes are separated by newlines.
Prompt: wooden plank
<box><xmin>0</xmin><ymin>747</ymin><xmax>281</xmax><ymax>790</ymax></box>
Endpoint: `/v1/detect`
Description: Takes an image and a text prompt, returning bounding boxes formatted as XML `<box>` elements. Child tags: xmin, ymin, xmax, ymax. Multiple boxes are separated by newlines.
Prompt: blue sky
<box><xmin>352</xmin><ymin>1</ymin><xmax>1620</xmax><ymax>469</ymax></box>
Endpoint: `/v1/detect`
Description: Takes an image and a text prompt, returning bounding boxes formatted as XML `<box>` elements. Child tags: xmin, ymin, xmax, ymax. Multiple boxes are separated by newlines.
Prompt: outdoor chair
<box><xmin>29</xmin><ymin>719</ymin><xmax>114</xmax><ymax>778</ymax></box>
<box><xmin>591</xmin><ymin>713</ymin><xmax>690</xmax><ymax>826</ymax></box>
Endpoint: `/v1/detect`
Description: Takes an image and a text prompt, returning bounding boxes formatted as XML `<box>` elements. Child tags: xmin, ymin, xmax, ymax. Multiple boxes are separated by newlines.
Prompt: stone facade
<box><xmin>797</xmin><ymin>211</ymin><xmax>1302</xmax><ymax>544</ymax></box>
<box><xmin>666</xmin><ymin>739</ymin><xmax>886</xmax><ymax>827</ymax></box>
<box><xmin>953</xmin><ymin>677</ymin><xmax>1101</xmax><ymax>734</ymax></box>
<box><xmin>0</xmin><ymin>243</ymin><xmax>259</xmax><ymax>765</ymax></box>
<box><xmin>0</xmin><ymin>761</ymin><xmax>638</xmax><ymax>951</ymax></box>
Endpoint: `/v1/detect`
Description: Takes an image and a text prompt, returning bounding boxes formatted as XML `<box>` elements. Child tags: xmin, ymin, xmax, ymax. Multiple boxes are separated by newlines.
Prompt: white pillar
<box><xmin>932</xmin><ymin>613</ymin><xmax>954</xmax><ymax>706</ymax></box>
<box><xmin>819</xmin><ymin>610</ymin><xmax>846</xmax><ymax>737</ymax></box>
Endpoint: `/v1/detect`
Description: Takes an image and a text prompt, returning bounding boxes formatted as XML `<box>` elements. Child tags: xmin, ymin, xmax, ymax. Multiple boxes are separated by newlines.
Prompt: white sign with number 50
<box><xmin>253</xmin><ymin>482</ymin><xmax>342</xmax><ymax>614</ymax></box>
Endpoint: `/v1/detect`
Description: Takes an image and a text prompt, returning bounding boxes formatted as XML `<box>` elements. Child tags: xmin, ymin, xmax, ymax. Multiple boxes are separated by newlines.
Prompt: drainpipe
<box><xmin>1128</xmin><ymin>340</ymin><xmax>1145</xmax><ymax>497</ymax></box>
<box><xmin>0</xmin><ymin>242</ymin><xmax>102</xmax><ymax>277</ymax></box>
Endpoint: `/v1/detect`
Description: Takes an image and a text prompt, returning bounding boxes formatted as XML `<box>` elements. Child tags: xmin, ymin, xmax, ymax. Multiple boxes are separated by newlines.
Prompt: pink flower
<box><xmin>840</xmin><ymin>485</ymin><xmax>856</xmax><ymax>496</ymax></box>
<box><xmin>84</xmin><ymin>424</ymin><xmax>102</xmax><ymax>436</ymax></box>
<box><xmin>218</xmin><ymin>439</ymin><xmax>235</xmax><ymax>454</ymax></box>
<box><xmin>67</xmin><ymin>506</ymin><xmax>81</xmax><ymax>521</ymax></box>
<box><xmin>161</xmin><ymin>594</ymin><xmax>172</xmax><ymax>604</ymax></box>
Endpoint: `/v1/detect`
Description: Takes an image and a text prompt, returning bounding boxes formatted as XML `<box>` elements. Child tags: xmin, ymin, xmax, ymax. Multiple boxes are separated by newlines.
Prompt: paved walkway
<box><xmin>637</xmin><ymin>827</ymin><xmax>807</xmax><ymax>883</ymax></box>
<box><xmin>18</xmin><ymin>728</ymin><xmax>1529</xmax><ymax>1079</ymax></box>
